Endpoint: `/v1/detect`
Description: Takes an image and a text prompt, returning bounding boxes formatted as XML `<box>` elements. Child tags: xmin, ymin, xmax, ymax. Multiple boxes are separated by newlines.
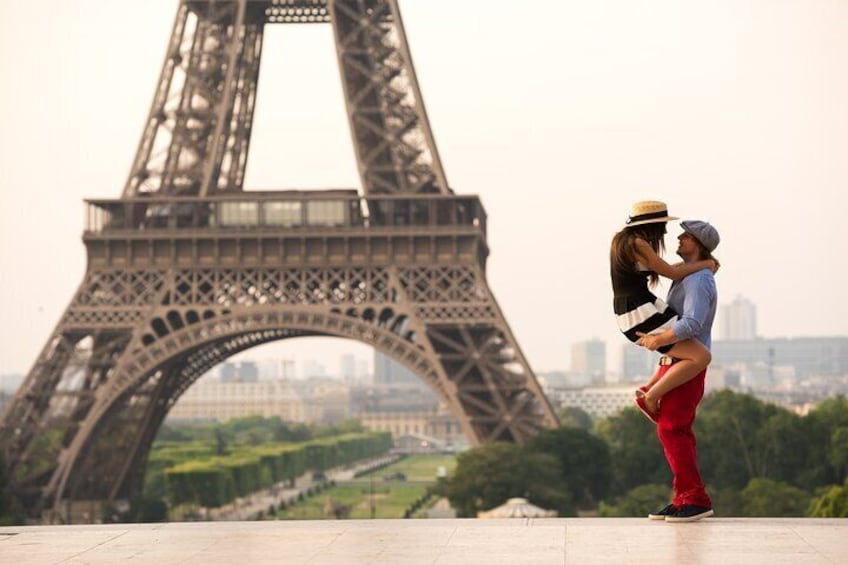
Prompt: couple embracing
<box><xmin>610</xmin><ymin>200</ymin><xmax>720</xmax><ymax>523</ymax></box>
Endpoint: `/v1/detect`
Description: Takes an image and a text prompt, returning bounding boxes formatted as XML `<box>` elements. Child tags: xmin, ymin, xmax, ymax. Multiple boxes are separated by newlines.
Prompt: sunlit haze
<box><xmin>1</xmin><ymin>0</ymin><xmax>846</xmax><ymax>377</ymax></box>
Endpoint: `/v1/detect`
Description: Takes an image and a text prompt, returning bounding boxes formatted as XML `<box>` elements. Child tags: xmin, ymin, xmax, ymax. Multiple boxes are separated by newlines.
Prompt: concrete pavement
<box><xmin>1</xmin><ymin>517</ymin><xmax>847</xmax><ymax>564</ymax></box>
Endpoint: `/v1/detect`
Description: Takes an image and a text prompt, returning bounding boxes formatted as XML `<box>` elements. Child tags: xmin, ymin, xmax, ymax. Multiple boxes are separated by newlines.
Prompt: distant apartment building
<box><xmin>547</xmin><ymin>385</ymin><xmax>634</xmax><ymax>419</ymax></box>
<box><xmin>359</xmin><ymin>405</ymin><xmax>464</xmax><ymax>448</ymax></box>
<box><xmin>0</xmin><ymin>373</ymin><xmax>24</xmax><ymax>393</ymax></box>
<box><xmin>168</xmin><ymin>378</ymin><xmax>307</xmax><ymax>423</ymax></box>
<box><xmin>340</xmin><ymin>354</ymin><xmax>371</xmax><ymax>383</ymax></box>
<box><xmin>720</xmin><ymin>295</ymin><xmax>758</xmax><ymax>340</ymax></box>
<box><xmin>374</xmin><ymin>351</ymin><xmax>422</xmax><ymax>387</ymax></box>
<box><xmin>291</xmin><ymin>378</ymin><xmax>352</xmax><ymax>423</ymax></box>
<box><xmin>353</xmin><ymin>382</ymin><xmax>464</xmax><ymax>447</ymax></box>
<box><xmin>302</xmin><ymin>359</ymin><xmax>328</xmax><ymax>379</ymax></box>
<box><xmin>219</xmin><ymin>361</ymin><xmax>259</xmax><ymax>383</ymax></box>
<box><xmin>341</xmin><ymin>354</ymin><xmax>357</xmax><ymax>381</ymax></box>
<box><xmin>571</xmin><ymin>339</ymin><xmax>606</xmax><ymax>384</ymax></box>
<box><xmin>621</xmin><ymin>345</ymin><xmax>658</xmax><ymax>381</ymax></box>
<box><xmin>712</xmin><ymin>336</ymin><xmax>848</xmax><ymax>382</ymax></box>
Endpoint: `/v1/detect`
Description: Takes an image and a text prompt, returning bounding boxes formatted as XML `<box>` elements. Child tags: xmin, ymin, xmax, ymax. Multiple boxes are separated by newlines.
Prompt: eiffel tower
<box><xmin>0</xmin><ymin>0</ymin><xmax>558</xmax><ymax>521</ymax></box>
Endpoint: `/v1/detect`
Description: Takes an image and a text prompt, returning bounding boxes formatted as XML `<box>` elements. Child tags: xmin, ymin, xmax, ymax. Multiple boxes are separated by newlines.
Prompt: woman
<box><xmin>610</xmin><ymin>201</ymin><xmax>716</xmax><ymax>420</ymax></box>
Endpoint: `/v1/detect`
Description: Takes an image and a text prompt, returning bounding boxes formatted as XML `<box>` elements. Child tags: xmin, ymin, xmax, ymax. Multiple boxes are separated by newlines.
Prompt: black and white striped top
<box><xmin>611</xmin><ymin>263</ymin><xmax>678</xmax><ymax>344</ymax></box>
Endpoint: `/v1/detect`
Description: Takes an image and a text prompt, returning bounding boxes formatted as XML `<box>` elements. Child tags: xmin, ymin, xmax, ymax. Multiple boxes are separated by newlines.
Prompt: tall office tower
<box><xmin>571</xmin><ymin>339</ymin><xmax>607</xmax><ymax>384</ymax></box>
<box><xmin>374</xmin><ymin>351</ymin><xmax>420</xmax><ymax>387</ymax></box>
<box><xmin>621</xmin><ymin>344</ymin><xmax>658</xmax><ymax>381</ymax></box>
<box><xmin>303</xmin><ymin>360</ymin><xmax>328</xmax><ymax>379</ymax></box>
<box><xmin>219</xmin><ymin>362</ymin><xmax>238</xmax><ymax>383</ymax></box>
<box><xmin>279</xmin><ymin>359</ymin><xmax>295</xmax><ymax>380</ymax></box>
<box><xmin>356</xmin><ymin>359</ymin><xmax>370</xmax><ymax>381</ymax></box>
<box><xmin>340</xmin><ymin>354</ymin><xmax>357</xmax><ymax>381</ymax></box>
<box><xmin>720</xmin><ymin>295</ymin><xmax>758</xmax><ymax>340</ymax></box>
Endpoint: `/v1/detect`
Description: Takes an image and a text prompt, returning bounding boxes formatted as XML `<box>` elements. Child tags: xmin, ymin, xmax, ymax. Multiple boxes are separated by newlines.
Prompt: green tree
<box><xmin>740</xmin><ymin>478</ymin><xmax>810</xmax><ymax>517</ymax></box>
<box><xmin>557</xmin><ymin>406</ymin><xmax>593</xmax><ymax>431</ymax></box>
<box><xmin>709</xmin><ymin>486</ymin><xmax>744</xmax><ymax>517</ymax></box>
<box><xmin>827</xmin><ymin>427</ymin><xmax>848</xmax><ymax>480</ymax></box>
<box><xmin>155</xmin><ymin>424</ymin><xmax>192</xmax><ymax>442</ymax></box>
<box><xmin>804</xmin><ymin>396</ymin><xmax>848</xmax><ymax>487</ymax></box>
<box><xmin>214</xmin><ymin>429</ymin><xmax>228</xmax><ymax>456</ymax></box>
<box><xmin>598</xmin><ymin>484</ymin><xmax>670</xmax><ymax>517</ymax></box>
<box><xmin>755</xmin><ymin>409</ymin><xmax>811</xmax><ymax>487</ymax></box>
<box><xmin>527</xmin><ymin>426</ymin><xmax>612</xmax><ymax>507</ymax></box>
<box><xmin>697</xmin><ymin>390</ymin><xmax>777</xmax><ymax>489</ymax></box>
<box><xmin>441</xmin><ymin>442</ymin><xmax>572</xmax><ymax>517</ymax></box>
<box><xmin>808</xmin><ymin>479</ymin><xmax>848</xmax><ymax>517</ymax></box>
<box><xmin>594</xmin><ymin>407</ymin><xmax>668</xmax><ymax>497</ymax></box>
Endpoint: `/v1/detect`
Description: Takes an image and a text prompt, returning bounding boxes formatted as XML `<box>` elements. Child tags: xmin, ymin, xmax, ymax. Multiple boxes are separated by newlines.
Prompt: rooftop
<box><xmin>3</xmin><ymin>518</ymin><xmax>846</xmax><ymax>564</ymax></box>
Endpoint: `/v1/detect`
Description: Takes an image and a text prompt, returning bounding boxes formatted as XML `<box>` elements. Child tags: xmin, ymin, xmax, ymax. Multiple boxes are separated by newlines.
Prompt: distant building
<box><xmin>279</xmin><ymin>358</ymin><xmax>295</xmax><ymax>380</ymax></box>
<box><xmin>341</xmin><ymin>354</ymin><xmax>357</xmax><ymax>380</ymax></box>
<box><xmin>168</xmin><ymin>379</ymin><xmax>306</xmax><ymax>422</ymax></box>
<box><xmin>356</xmin><ymin>359</ymin><xmax>369</xmax><ymax>382</ymax></box>
<box><xmin>621</xmin><ymin>345</ymin><xmax>658</xmax><ymax>381</ymax></box>
<box><xmin>571</xmin><ymin>339</ymin><xmax>606</xmax><ymax>384</ymax></box>
<box><xmin>703</xmin><ymin>367</ymin><xmax>743</xmax><ymax>394</ymax></box>
<box><xmin>302</xmin><ymin>359</ymin><xmax>328</xmax><ymax>379</ymax></box>
<box><xmin>0</xmin><ymin>373</ymin><xmax>24</xmax><ymax>393</ymax></box>
<box><xmin>359</xmin><ymin>405</ymin><xmax>465</xmax><ymax>448</ymax></box>
<box><xmin>548</xmin><ymin>385</ymin><xmax>634</xmax><ymax>419</ymax></box>
<box><xmin>720</xmin><ymin>295</ymin><xmax>758</xmax><ymax>340</ymax></box>
<box><xmin>218</xmin><ymin>361</ymin><xmax>259</xmax><ymax>383</ymax></box>
<box><xmin>537</xmin><ymin>371</ymin><xmax>593</xmax><ymax>390</ymax></box>
<box><xmin>374</xmin><ymin>351</ymin><xmax>421</xmax><ymax>387</ymax></box>
<box><xmin>291</xmin><ymin>378</ymin><xmax>351</xmax><ymax>423</ymax></box>
<box><xmin>712</xmin><ymin>336</ymin><xmax>848</xmax><ymax>381</ymax></box>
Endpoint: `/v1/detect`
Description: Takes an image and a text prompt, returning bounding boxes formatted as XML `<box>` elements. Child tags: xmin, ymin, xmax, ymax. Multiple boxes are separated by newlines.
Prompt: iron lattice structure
<box><xmin>0</xmin><ymin>0</ymin><xmax>558</xmax><ymax>521</ymax></box>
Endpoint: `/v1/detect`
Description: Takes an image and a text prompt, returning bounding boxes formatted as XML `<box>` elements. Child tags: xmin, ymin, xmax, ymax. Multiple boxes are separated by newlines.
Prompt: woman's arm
<box><xmin>633</xmin><ymin>238</ymin><xmax>714</xmax><ymax>281</ymax></box>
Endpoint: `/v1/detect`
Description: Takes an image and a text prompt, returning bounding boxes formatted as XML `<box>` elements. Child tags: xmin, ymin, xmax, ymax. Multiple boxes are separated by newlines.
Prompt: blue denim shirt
<box><xmin>667</xmin><ymin>268</ymin><xmax>717</xmax><ymax>350</ymax></box>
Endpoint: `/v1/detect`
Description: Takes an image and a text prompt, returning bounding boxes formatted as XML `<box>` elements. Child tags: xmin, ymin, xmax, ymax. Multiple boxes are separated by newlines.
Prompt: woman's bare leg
<box><xmin>641</xmin><ymin>365</ymin><xmax>664</xmax><ymax>392</ymax></box>
<box><xmin>642</xmin><ymin>339</ymin><xmax>711</xmax><ymax>413</ymax></box>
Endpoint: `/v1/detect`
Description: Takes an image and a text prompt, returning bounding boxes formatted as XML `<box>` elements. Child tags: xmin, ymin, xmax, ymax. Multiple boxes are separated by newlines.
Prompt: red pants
<box><xmin>656</xmin><ymin>365</ymin><xmax>712</xmax><ymax>508</ymax></box>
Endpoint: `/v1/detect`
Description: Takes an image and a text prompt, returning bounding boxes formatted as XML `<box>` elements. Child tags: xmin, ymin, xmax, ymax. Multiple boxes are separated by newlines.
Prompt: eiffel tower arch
<box><xmin>0</xmin><ymin>0</ymin><xmax>558</xmax><ymax>521</ymax></box>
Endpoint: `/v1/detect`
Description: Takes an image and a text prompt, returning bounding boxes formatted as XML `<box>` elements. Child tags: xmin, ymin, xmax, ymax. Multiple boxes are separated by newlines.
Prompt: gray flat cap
<box><xmin>681</xmin><ymin>220</ymin><xmax>720</xmax><ymax>252</ymax></box>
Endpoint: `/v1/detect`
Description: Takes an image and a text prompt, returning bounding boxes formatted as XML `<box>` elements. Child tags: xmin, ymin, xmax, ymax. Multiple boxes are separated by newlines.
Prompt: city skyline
<box><xmin>1</xmin><ymin>1</ymin><xmax>847</xmax><ymax>376</ymax></box>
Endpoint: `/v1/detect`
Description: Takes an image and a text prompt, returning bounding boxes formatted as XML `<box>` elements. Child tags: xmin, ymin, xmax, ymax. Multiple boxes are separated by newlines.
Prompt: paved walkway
<box><xmin>2</xmin><ymin>518</ymin><xmax>846</xmax><ymax>564</ymax></box>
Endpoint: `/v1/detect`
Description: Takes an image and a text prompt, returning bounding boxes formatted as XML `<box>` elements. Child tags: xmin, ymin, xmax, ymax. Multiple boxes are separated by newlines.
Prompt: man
<box><xmin>636</xmin><ymin>219</ymin><xmax>720</xmax><ymax>523</ymax></box>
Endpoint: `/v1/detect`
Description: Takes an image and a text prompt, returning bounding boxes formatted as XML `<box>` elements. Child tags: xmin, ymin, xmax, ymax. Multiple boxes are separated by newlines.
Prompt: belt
<box><xmin>659</xmin><ymin>355</ymin><xmax>678</xmax><ymax>366</ymax></box>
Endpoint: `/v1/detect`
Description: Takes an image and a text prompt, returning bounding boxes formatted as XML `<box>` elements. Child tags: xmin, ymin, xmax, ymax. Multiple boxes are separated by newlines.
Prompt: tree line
<box><xmin>436</xmin><ymin>391</ymin><xmax>848</xmax><ymax>518</ymax></box>
<box><xmin>0</xmin><ymin>418</ymin><xmax>389</xmax><ymax>524</ymax></box>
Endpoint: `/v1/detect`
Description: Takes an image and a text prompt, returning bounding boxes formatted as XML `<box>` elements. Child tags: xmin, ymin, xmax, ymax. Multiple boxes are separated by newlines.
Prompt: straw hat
<box><xmin>625</xmin><ymin>200</ymin><xmax>678</xmax><ymax>227</ymax></box>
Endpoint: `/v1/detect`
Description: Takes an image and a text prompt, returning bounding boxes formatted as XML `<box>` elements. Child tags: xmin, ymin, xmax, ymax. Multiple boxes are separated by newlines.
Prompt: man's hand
<box><xmin>636</xmin><ymin>330</ymin><xmax>675</xmax><ymax>351</ymax></box>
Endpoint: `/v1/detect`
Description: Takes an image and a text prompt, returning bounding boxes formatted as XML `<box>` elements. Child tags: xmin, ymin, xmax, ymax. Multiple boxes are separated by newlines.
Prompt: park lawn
<box><xmin>276</xmin><ymin>484</ymin><xmax>426</xmax><ymax>519</ymax></box>
<box><xmin>358</xmin><ymin>454</ymin><xmax>457</xmax><ymax>482</ymax></box>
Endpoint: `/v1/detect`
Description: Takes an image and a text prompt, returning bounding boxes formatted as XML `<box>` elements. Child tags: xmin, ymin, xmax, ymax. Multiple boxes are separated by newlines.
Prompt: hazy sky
<box><xmin>1</xmin><ymin>0</ymin><xmax>846</xmax><ymax>377</ymax></box>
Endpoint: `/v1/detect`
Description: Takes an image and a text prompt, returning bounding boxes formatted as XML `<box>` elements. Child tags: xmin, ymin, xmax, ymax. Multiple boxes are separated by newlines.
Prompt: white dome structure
<box><xmin>477</xmin><ymin>497</ymin><xmax>557</xmax><ymax>519</ymax></box>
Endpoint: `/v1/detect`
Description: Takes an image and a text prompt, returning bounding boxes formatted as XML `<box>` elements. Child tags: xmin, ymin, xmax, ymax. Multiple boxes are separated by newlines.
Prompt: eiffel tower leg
<box><xmin>330</xmin><ymin>0</ymin><xmax>449</xmax><ymax>194</ymax></box>
<box><xmin>31</xmin><ymin>250</ymin><xmax>553</xmax><ymax>515</ymax></box>
<box><xmin>25</xmin><ymin>264</ymin><xmax>430</xmax><ymax>514</ymax></box>
<box><xmin>124</xmin><ymin>0</ymin><xmax>262</xmax><ymax>197</ymax></box>
<box><xmin>393</xmin><ymin>265</ymin><xmax>559</xmax><ymax>444</ymax></box>
<box><xmin>0</xmin><ymin>319</ymin><xmax>134</xmax><ymax>513</ymax></box>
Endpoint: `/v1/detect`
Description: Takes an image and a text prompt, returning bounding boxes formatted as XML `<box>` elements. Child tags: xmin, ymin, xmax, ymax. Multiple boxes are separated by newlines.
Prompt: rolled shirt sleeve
<box><xmin>671</xmin><ymin>271</ymin><xmax>717</xmax><ymax>346</ymax></box>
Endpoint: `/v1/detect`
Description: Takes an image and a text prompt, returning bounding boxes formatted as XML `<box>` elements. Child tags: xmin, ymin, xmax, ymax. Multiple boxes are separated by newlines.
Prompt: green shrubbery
<box><xmin>439</xmin><ymin>392</ymin><xmax>848</xmax><ymax>518</ymax></box>
<box><xmin>162</xmin><ymin>432</ymin><xmax>392</xmax><ymax>508</ymax></box>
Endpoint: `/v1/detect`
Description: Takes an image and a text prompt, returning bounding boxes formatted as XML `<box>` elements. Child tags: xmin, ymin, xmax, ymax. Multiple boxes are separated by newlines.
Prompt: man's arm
<box><xmin>637</xmin><ymin>271</ymin><xmax>715</xmax><ymax>351</ymax></box>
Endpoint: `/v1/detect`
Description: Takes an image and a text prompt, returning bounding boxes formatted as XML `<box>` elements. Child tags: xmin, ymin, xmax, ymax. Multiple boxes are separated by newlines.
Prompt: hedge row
<box><xmin>164</xmin><ymin>432</ymin><xmax>392</xmax><ymax>508</ymax></box>
<box><xmin>144</xmin><ymin>442</ymin><xmax>218</xmax><ymax>499</ymax></box>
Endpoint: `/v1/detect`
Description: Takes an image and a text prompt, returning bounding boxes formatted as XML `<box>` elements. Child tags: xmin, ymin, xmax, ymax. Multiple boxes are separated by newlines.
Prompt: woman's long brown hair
<box><xmin>610</xmin><ymin>222</ymin><xmax>667</xmax><ymax>287</ymax></box>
